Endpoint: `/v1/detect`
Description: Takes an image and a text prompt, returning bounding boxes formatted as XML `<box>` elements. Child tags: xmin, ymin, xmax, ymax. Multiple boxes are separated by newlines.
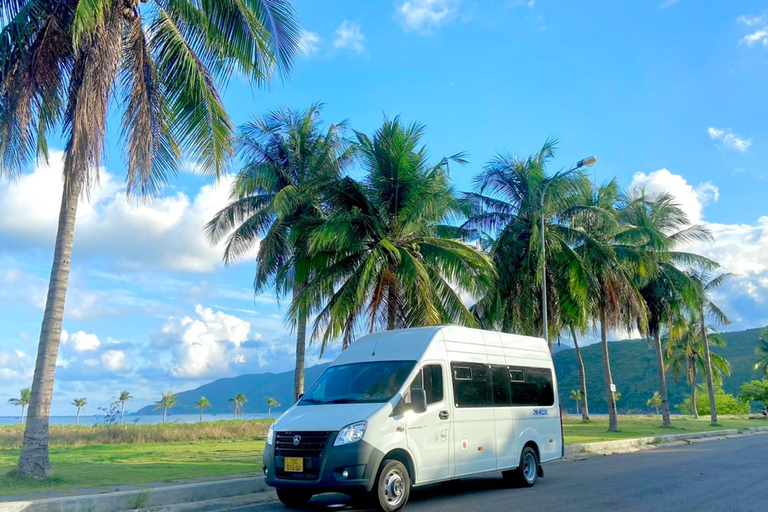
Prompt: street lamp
<box><xmin>540</xmin><ymin>156</ymin><xmax>597</xmax><ymax>344</ymax></box>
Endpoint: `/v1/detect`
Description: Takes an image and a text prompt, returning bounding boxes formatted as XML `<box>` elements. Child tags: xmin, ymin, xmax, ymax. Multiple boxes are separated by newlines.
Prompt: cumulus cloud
<box><xmin>333</xmin><ymin>21</ymin><xmax>365</xmax><ymax>54</ymax></box>
<box><xmin>0</xmin><ymin>350</ymin><xmax>32</xmax><ymax>383</ymax></box>
<box><xmin>396</xmin><ymin>0</ymin><xmax>460</xmax><ymax>34</ymax></box>
<box><xmin>630</xmin><ymin>169</ymin><xmax>718</xmax><ymax>224</ymax></box>
<box><xmin>0</xmin><ymin>151</ymin><xmax>254</xmax><ymax>273</ymax></box>
<box><xmin>62</xmin><ymin>330</ymin><xmax>101</xmax><ymax>352</ymax></box>
<box><xmin>299</xmin><ymin>30</ymin><xmax>322</xmax><ymax>56</ymax></box>
<box><xmin>739</xmin><ymin>14</ymin><xmax>768</xmax><ymax>47</ymax></box>
<box><xmin>707</xmin><ymin>127</ymin><xmax>751</xmax><ymax>152</ymax></box>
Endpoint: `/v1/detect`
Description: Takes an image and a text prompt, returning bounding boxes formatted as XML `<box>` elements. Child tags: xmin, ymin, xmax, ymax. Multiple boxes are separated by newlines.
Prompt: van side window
<box><xmin>451</xmin><ymin>363</ymin><xmax>492</xmax><ymax>408</ymax></box>
<box><xmin>408</xmin><ymin>365</ymin><xmax>444</xmax><ymax>405</ymax></box>
<box><xmin>490</xmin><ymin>365</ymin><xmax>511</xmax><ymax>405</ymax></box>
<box><xmin>509</xmin><ymin>366</ymin><xmax>554</xmax><ymax>406</ymax></box>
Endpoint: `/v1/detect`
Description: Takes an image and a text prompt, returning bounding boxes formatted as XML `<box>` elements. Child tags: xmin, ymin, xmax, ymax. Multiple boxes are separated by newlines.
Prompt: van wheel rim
<box><xmin>523</xmin><ymin>453</ymin><xmax>536</xmax><ymax>482</ymax></box>
<box><xmin>383</xmin><ymin>469</ymin><xmax>405</xmax><ymax>506</ymax></box>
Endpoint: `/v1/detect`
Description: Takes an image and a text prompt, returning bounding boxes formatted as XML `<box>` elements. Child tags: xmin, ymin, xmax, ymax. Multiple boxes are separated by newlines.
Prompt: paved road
<box><xmin>227</xmin><ymin>434</ymin><xmax>768</xmax><ymax>512</ymax></box>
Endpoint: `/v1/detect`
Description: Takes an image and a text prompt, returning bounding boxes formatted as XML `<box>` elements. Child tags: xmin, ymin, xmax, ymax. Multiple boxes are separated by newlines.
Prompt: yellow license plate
<box><xmin>284</xmin><ymin>457</ymin><xmax>304</xmax><ymax>472</ymax></box>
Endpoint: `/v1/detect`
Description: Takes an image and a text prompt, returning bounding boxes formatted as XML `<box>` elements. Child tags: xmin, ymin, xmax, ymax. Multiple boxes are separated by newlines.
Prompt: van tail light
<box><xmin>559</xmin><ymin>403</ymin><xmax>564</xmax><ymax>457</ymax></box>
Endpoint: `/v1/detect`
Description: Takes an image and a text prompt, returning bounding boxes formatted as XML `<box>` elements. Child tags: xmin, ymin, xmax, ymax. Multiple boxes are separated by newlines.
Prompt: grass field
<box><xmin>0</xmin><ymin>415</ymin><xmax>765</xmax><ymax>497</ymax></box>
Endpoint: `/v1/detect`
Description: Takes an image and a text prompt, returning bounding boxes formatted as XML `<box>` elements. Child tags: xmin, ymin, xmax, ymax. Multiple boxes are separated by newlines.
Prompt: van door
<box><xmin>450</xmin><ymin>362</ymin><xmax>497</xmax><ymax>476</ymax></box>
<box><xmin>404</xmin><ymin>364</ymin><xmax>452</xmax><ymax>484</ymax></box>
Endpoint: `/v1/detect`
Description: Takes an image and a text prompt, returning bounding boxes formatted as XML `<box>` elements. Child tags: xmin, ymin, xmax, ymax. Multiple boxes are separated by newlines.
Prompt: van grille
<box><xmin>275</xmin><ymin>431</ymin><xmax>331</xmax><ymax>458</ymax></box>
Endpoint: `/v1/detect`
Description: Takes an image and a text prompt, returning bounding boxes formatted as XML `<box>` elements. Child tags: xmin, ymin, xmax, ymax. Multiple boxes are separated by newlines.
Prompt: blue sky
<box><xmin>1</xmin><ymin>0</ymin><xmax>767</xmax><ymax>416</ymax></box>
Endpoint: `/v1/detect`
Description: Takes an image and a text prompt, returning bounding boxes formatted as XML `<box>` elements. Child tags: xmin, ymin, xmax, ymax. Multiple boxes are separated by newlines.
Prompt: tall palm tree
<box><xmin>154</xmin><ymin>392</ymin><xmax>177</xmax><ymax>424</ymax></box>
<box><xmin>229</xmin><ymin>393</ymin><xmax>247</xmax><ymax>419</ymax></box>
<box><xmin>570</xmin><ymin>389</ymin><xmax>582</xmax><ymax>416</ymax></box>
<box><xmin>0</xmin><ymin>0</ymin><xmax>300</xmax><ymax>479</ymax></box>
<box><xmin>297</xmin><ymin>117</ymin><xmax>495</xmax><ymax>348</ymax></box>
<box><xmin>462</xmin><ymin>138</ymin><xmax>585</xmax><ymax>339</ymax></box>
<box><xmin>625</xmin><ymin>190</ymin><xmax>715</xmax><ymax>428</ymax></box>
<box><xmin>8</xmin><ymin>388</ymin><xmax>31</xmax><ymax>425</ymax></box>
<box><xmin>116</xmin><ymin>391</ymin><xmax>132</xmax><ymax>426</ymax></box>
<box><xmin>265</xmin><ymin>397</ymin><xmax>280</xmax><ymax>419</ymax></box>
<box><xmin>206</xmin><ymin>104</ymin><xmax>352</xmax><ymax>403</ymax></box>
<box><xmin>754</xmin><ymin>329</ymin><xmax>768</xmax><ymax>377</ymax></box>
<box><xmin>570</xmin><ymin>181</ymin><xmax>649</xmax><ymax>432</ymax></box>
<box><xmin>194</xmin><ymin>397</ymin><xmax>211</xmax><ymax>423</ymax></box>
<box><xmin>71</xmin><ymin>398</ymin><xmax>87</xmax><ymax>426</ymax></box>
<box><xmin>666</xmin><ymin>314</ymin><xmax>730</xmax><ymax>418</ymax></box>
<box><xmin>688</xmin><ymin>270</ymin><xmax>731</xmax><ymax>425</ymax></box>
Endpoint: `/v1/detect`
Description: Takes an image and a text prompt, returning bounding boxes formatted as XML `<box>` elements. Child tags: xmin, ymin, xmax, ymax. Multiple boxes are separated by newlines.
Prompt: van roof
<box><xmin>331</xmin><ymin>325</ymin><xmax>550</xmax><ymax>366</ymax></box>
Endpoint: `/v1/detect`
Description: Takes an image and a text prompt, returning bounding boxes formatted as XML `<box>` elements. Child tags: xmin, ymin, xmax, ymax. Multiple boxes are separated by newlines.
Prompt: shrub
<box><xmin>677</xmin><ymin>385</ymin><xmax>749</xmax><ymax>415</ymax></box>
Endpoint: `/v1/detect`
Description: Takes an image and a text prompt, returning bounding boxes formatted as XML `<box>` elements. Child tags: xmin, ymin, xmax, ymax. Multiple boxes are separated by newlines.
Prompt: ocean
<box><xmin>0</xmin><ymin>412</ymin><xmax>273</xmax><ymax>427</ymax></box>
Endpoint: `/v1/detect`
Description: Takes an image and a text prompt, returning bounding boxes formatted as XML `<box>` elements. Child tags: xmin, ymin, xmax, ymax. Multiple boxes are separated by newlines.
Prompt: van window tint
<box><xmin>491</xmin><ymin>365</ymin><xmax>511</xmax><ymax>405</ymax></box>
<box><xmin>510</xmin><ymin>366</ymin><xmax>554</xmax><ymax>406</ymax></box>
<box><xmin>408</xmin><ymin>365</ymin><xmax>444</xmax><ymax>405</ymax></box>
<box><xmin>451</xmin><ymin>363</ymin><xmax>492</xmax><ymax>408</ymax></box>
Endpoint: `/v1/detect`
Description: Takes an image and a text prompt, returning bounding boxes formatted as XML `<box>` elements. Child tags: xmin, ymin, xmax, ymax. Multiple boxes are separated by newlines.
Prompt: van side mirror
<box><xmin>410</xmin><ymin>389</ymin><xmax>427</xmax><ymax>414</ymax></box>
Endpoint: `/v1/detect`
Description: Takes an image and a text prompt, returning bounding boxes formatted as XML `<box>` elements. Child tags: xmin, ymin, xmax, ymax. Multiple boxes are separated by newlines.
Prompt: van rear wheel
<box><xmin>372</xmin><ymin>459</ymin><xmax>410</xmax><ymax>511</ymax></box>
<box><xmin>276</xmin><ymin>489</ymin><xmax>313</xmax><ymax>508</ymax></box>
<box><xmin>503</xmin><ymin>446</ymin><xmax>539</xmax><ymax>488</ymax></box>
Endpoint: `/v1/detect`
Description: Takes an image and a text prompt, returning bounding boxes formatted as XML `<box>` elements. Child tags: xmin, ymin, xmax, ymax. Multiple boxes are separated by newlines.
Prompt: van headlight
<box><xmin>334</xmin><ymin>421</ymin><xmax>367</xmax><ymax>446</ymax></box>
<box><xmin>266</xmin><ymin>425</ymin><xmax>274</xmax><ymax>446</ymax></box>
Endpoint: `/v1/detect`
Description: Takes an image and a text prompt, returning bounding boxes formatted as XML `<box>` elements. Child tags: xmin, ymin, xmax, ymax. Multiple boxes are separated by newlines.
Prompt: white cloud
<box><xmin>630</xmin><ymin>169</ymin><xmax>718</xmax><ymax>224</ymax></box>
<box><xmin>333</xmin><ymin>21</ymin><xmax>365</xmax><ymax>54</ymax></box>
<box><xmin>299</xmin><ymin>30</ymin><xmax>322</xmax><ymax>56</ymax></box>
<box><xmin>738</xmin><ymin>15</ymin><xmax>768</xmax><ymax>47</ymax></box>
<box><xmin>660</xmin><ymin>0</ymin><xmax>679</xmax><ymax>9</ymax></box>
<box><xmin>396</xmin><ymin>0</ymin><xmax>460</xmax><ymax>34</ymax></box>
<box><xmin>739</xmin><ymin>14</ymin><xmax>766</xmax><ymax>26</ymax></box>
<box><xmin>0</xmin><ymin>350</ymin><xmax>31</xmax><ymax>383</ymax></box>
<box><xmin>707</xmin><ymin>127</ymin><xmax>751</xmax><ymax>152</ymax></box>
<box><xmin>62</xmin><ymin>330</ymin><xmax>101</xmax><ymax>352</ymax></box>
<box><xmin>742</xmin><ymin>29</ymin><xmax>768</xmax><ymax>46</ymax></box>
<box><xmin>100</xmin><ymin>350</ymin><xmax>127</xmax><ymax>372</ymax></box>
<box><xmin>0</xmin><ymin>151</ymin><xmax>255</xmax><ymax>273</ymax></box>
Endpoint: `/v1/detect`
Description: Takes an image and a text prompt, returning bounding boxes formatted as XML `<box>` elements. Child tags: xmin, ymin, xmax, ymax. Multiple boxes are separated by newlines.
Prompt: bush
<box><xmin>739</xmin><ymin>380</ymin><xmax>768</xmax><ymax>409</ymax></box>
<box><xmin>677</xmin><ymin>385</ymin><xmax>749</xmax><ymax>415</ymax></box>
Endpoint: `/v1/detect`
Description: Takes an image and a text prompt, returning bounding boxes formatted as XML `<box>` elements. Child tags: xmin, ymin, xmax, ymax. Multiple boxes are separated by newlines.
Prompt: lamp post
<box><xmin>540</xmin><ymin>156</ymin><xmax>597</xmax><ymax>343</ymax></box>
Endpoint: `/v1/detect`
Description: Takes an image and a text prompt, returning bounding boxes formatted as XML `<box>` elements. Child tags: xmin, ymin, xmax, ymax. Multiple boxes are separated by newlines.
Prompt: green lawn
<box><xmin>1</xmin><ymin>415</ymin><xmax>766</xmax><ymax>498</ymax></box>
<box><xmin>0</xmin><ymin>440</ymin><xmax>265</xmax><ymax>497</ymax></box>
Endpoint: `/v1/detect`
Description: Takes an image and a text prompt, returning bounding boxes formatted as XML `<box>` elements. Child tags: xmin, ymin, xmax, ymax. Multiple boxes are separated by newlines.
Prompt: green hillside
<box><xmin>554</xmin><ymin>326</ymin><xmax>768</xmax><ymax>414</ymax></box>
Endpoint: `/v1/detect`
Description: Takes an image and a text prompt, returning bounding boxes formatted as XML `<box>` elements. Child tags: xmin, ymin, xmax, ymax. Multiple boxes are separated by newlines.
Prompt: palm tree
<box><xmin>0</xmin><ymin>0</ymin><xmax>301</xmax><ymax>479</ymax></box>
<box><xmin>754</xmin><ymin>329</ymin><xmax>768</xmax><ymax>377</ymax></box>
<box><xmin>666</xmin><ymin>314</ymin><xmax>730</xmax><ymax>419</ymax></box>
<box><xmin>206</xmin><ymin>104</ymin><xmax>352</xmax><ymax>403</ymax></box>
<box><xmin>297</xmin><ymin>117</ymin><xmax>495</xmax><ymax>348</ymax></box>
<box><xmin>569</xmin><ymin>181</ymin><xmax>649</xmax><ymax>432</ymax></box>
<box><xmin>8</xmin><ymin>388</ymin><xmax>31</xmax><ymax>425</ymax></box>
<box><xmin>688</xmin><ymin>270</ymin><xmax>731</xmax><ymax>425</ymax></box>
<box><xmin>229</xmin><ymin>394</ymin><xmax>247</xmax><ymax>419</ymax></box>
<box><xmin>194</xmin><ymin>397</ymin><xmax>211</xmax><ymax>423</ymax></box>
<box><xmin>570</xmin><ymin>389</ymin><xmax>582</xmax><ymax>416</ymax></box>
<box><xmin>154</xmin><ymin>392</ymin><xmax>177</xmax><ymax>424</ymax></box>
<box><xmin>116</xmin><ymin>391</ymin><xmax>132</xmax><ymax>426</ymax></box>
<box><xmin>647</xmin><ymin>391</ymin><xmax>662</xmax><ymax>416</ymax></box>
<box><xmin>71</xmin><ymin>398</ymin><xmax>87</xmax><ymax>426</ymax></box>
<box><xmin>626</xmin><ymin>190</ymin><xmax>715</xmax><ymax>428</ymax></box>
<box><xmin>265</xmin><ymin>397</ymin><xmax>280</xmax><ymax>419</ymax></box>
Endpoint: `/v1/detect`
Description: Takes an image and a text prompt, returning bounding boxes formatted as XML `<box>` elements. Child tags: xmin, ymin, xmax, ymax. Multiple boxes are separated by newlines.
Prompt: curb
<box><xmin>0</xmin><ymin>476</ymin><xmax>269</xmax><ymax>512</ymax></box>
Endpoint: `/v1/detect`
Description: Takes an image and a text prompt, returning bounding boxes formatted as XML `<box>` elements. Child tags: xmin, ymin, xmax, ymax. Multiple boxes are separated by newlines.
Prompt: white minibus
<box><xmin>264</xmin><ymin>325</ymin><xmax>563</xmax><ymax>511</ymax></box>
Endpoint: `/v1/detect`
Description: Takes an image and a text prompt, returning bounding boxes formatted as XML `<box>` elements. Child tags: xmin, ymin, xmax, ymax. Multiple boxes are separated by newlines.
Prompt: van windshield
<box><xmin>299</xmin><ymin>361</ymin><xmax>416</xmax><ymax>405</ymax></box>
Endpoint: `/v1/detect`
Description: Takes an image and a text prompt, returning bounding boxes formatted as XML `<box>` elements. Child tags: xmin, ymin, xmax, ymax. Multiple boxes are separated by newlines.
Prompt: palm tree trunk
<box><xmin>689</xmin><ymin>359</ymin><xmax>699</xmax><ymax>419</ymax></box>
<box><xmin>653</xmin><ymin>331</ymin><xmax>672</xmax><ymax>428</ymax></box>
<box><xmin>120</xmin><ymin>402</ymin><xmax>125</xmax><ymax>426</ymax></box>
<box><xmin>600</xmin><ymin>308</ymin><xmax>619</xmax><ymax>432</ymax></box>
<box><xmin>199</xmin><ymin>409</ymin><xmax>203</xmax><ymax>423</ymax></box>
<box><xmin>571</xmin><ymin>328</ymin><xmax>589</xmax><ymax>422</ymax></box>
<box><xmin>293</xmin><ymin>285</ymin><xmax>307</xmax><ymax>403</ymax></box>
<box><xmin>387</xmin><ymin>279</ymin><xmax>397</xmax><ymax>330</ymax></box>
<box><xmin>18</xmin><ymin>173</ymin><xmax>83</xmax><ymax>479</ymax></box>
<box><xmin>163</xmin><ymin>406</ymin><xmax>167</xmax><ymax>424</ymax></box>
<box><xmin>576</xmin><ymin>402</ymin><xmax>580</xmax><ymax>416</ymax></box>
<box><xmin>76</xmin><ymin>408</ymin><xmax>80</xmax><ymax>426</ymax></box>
<box><xmin>20</xmin><ymin>406</ymin><xmax>25</xmax><ymax>425</ymax></box>
<box><xmin>699</xmin><ymin>308</ymin><xmax>718</xmax><ymax>425</ymax></box>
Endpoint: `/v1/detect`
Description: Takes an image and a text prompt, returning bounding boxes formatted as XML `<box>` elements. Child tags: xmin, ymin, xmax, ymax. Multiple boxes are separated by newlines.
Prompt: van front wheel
<box><xmin>503</xmin><ymin>446</ymin><xmax>539</xmax><ymax>487</ymax></box>
<box><xmin>276</xmin><ymin>489</ymin><xmax>313</xmax><ymax>508</ymax></box>
<box><xmin>372</xmin><ymin>459</ymin><xmax>411</xmax><ymax>511</ymax></box>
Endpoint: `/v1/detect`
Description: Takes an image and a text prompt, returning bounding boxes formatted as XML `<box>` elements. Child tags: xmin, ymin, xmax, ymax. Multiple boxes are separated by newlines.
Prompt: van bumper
<box><xmin>264</xmin><ymin>439</ymin><xmax>385</xmax><ymax>493</ymax></box>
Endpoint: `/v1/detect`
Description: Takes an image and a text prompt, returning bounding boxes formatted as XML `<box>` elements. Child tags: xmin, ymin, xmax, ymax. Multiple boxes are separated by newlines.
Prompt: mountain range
<box><xmin>136</xmin><ymin>326</ymin><xmax>767</xmax><ymax>416</ymax></box>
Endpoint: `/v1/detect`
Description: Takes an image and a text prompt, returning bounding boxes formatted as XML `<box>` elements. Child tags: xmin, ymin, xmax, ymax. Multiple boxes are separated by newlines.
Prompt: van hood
<box><xmin>274</xmin><ymin>403</ymin><xmax>386</xmax><ymax>432</ymax></box>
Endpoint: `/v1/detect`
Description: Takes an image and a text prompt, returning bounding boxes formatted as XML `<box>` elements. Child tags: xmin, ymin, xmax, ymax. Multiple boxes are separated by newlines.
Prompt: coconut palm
<box><xmin>570</xmin><ymin>389</ymin><xmax>582</xmax><ymax>416</ymax></box>
<box><xmin>154</xmin><ymin>392</ymin><xmax>177</xmax><ymax>424</ymax></box>
<box><xmin>297</xmin><ymin>117</ymin><xmax>495</xmax><ymax>349</ymax></box>
<box><xmin>625</xmin><ymin>190</ymin><xmax>715</xmax><ymax>428</ymax></box>
<box><xmin>194</xmin><ymin>397</ymin><xmax>211</xmax><ymax>423</ymax></box>
<box><xmin>666</xmin><ymin>314</ymin><xmax>730</xmax><ymax>419</ymax></box>
<box><xmin>8</xmin><ymin>388</ymin><xmax>31</xmax><ymax>425</ymax></box>
<box><xmin>0</xmin><ymin>0</ymin><xmax>301</xmax><ymax>478</ymax></box>
<box><xmin>265</xmin><ymin>397</ymin><xmax>280</xmax><ymax>419</ymax></box>
<box><xmin>206</xmin><ymin>104</ymin><xmax>352</xmax><ymax>402</ymax></box>
<box><xmin>71</xmin><ymin>398</ymin><xmax>87</xmax><ymax>426</ymax></box>
<box><xmin>754</xmin><ymin>329</ymin><xmax>768</xmax><ymax>377</ymax></box>
<box><xmin>688</xmin><ymin>270</ymin><xmax>731</xmax><ymax>425</ymax></box>
<box><xmin>229</xmin><ymin>393</ymin><xmax>247</xmax><ymax>419</ymax></box>
<box><xmin>116</xmin><ymin>391</ymin><xmax>132</xmax><ymax>426</ymax></box>
<box><xmin>461</xmin><ymin>138</ymin><xmax>586</xmax><ymax>339</ymax></box>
